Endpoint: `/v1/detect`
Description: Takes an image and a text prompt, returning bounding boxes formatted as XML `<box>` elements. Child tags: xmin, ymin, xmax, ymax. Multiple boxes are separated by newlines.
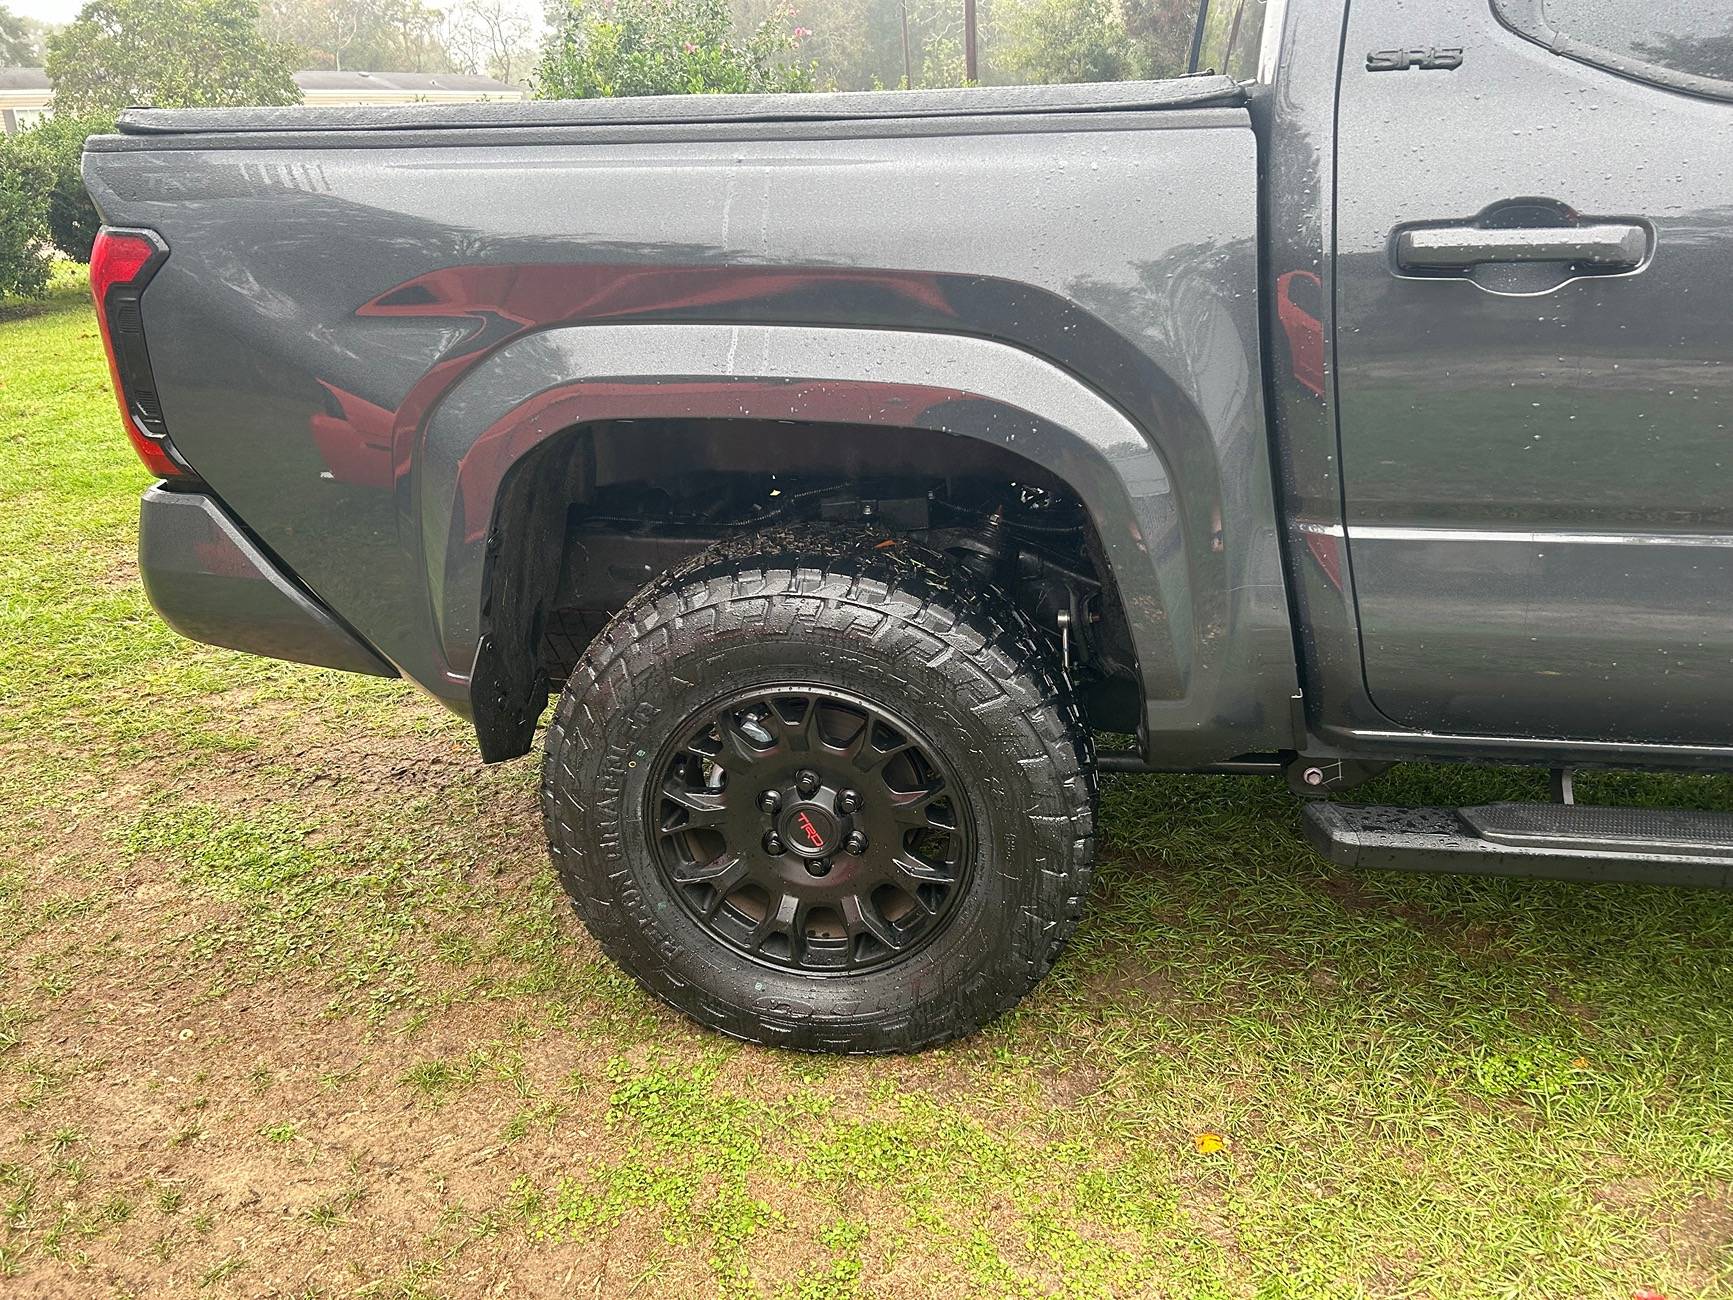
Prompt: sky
<box><xmin>12</xmin><ymin>0</ymin><xmax>80</xmax><ymax>25</ymax></box>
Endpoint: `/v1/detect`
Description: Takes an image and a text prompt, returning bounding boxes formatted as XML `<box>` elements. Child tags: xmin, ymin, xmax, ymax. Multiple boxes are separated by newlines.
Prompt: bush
<box><xmin>0</xmin><ymin>137</ymin><xmax>53</xmax><ymax>301</ymax></box>
<box><xmin>537</xmin><ymin>0</ymin><xmax>815</xmax><ymax>99</ymax></box>
<box><xmin>11</xmin><ymin>114</ymin><xmax>113</xmax><ymax>263</ymax></box>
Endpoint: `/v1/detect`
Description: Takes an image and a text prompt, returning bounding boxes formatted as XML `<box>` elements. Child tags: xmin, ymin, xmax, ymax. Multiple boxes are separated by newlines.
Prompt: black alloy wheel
<box><xmin>650</xmin><ymin>687</ymin><xmax>972</xmax><ymax>975</ymax></box>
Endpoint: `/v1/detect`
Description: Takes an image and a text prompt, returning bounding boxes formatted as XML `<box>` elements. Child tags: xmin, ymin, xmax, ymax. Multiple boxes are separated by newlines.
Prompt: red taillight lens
<box><xmin>90</xmin><ymin>228</ymin><xmax>186</xmax><ymax>480</ymax></box>
<box><xmin>89</xmin><ymin>231</ymin><xmax>155</xmax><ymax>302</ymax></box>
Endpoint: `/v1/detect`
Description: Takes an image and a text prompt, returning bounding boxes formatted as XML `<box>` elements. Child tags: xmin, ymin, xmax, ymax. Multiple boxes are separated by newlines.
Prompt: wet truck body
<box><xmin>79</xmin><ymin>0</ymin><xmax>1733</xmax><ymax>1048</ymax></box>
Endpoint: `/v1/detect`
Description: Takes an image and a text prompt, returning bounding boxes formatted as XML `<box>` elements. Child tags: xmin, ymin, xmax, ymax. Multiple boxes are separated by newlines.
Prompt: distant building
<box><xmin>291</xmin><ymin>71</ymin><xmax>527</xmax><ymax>106</ymax></box>
<box><xmin>0</xmin><ymin>68</ymin><xmax>51</xmax><ymax>136</ymax></box>
<box><xmin>0</xmin><ymin>68</ymin><xmax>526</xmax><ymax>136</ymax></box>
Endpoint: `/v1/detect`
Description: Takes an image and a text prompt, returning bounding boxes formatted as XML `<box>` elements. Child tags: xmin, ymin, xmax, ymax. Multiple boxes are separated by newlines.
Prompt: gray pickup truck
<box><xmin>81</xmin><ymin>0</ymin><xmax>1733</xmax><ymax>1051</ymax></box>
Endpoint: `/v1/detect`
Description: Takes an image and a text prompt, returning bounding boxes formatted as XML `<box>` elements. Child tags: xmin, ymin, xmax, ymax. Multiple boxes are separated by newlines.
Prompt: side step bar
<box><xmin>1301</xmin><ymin>802</ymin><xmax>1733</xmax><ymax>888</ymax></box>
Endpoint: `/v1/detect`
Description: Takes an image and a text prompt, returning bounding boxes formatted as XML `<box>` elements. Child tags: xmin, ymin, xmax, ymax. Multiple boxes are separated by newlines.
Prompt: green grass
<box><xmin>1</xmin><ymin>270</ymin><xmax>1731</xmax><ymax>1296</ymax></box>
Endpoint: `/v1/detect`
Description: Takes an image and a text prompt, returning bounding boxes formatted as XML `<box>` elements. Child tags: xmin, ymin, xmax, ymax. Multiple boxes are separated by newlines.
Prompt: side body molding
<box><xmin>422</xmin><ymin>323</ymin><xmax>1300</xmax><ymax>764</ymax></box>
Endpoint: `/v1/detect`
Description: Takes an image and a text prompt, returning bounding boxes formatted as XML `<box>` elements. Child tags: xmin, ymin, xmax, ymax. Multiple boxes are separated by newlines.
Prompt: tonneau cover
<box><xmin>116</xmin><ymin>75</ymin><xmax>1244</xmax><ymax>136</ymax></box>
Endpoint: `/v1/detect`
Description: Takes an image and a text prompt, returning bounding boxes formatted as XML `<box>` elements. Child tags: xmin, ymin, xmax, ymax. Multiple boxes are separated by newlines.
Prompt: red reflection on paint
<box><xmin>311</xmin><ymin>381</ymin><xmax>399</xmax><ymax>490</ymax></box>
<box><xmin>309</xmin><ymin>264</ymin><xmax>963</xmax><ymax>488</ymax></box>
<box><xmin>1276</xmin><ymin>270</ymin><xmax>1325</xmax><ymax>399</ymax></box>
<box><xmin>1302</xmin><ymin>526</ymin><xmax>1344</xmax><ymax>593</ymax></box>
<box><xmin>355</xmin><ymin>264</ymin><xmax>958</xmax><ymax>329</ymax></box>
<box><xmin>191</xmin><ymin>537</ymin><xmax>257</xmax><ymax>579</ymax></box>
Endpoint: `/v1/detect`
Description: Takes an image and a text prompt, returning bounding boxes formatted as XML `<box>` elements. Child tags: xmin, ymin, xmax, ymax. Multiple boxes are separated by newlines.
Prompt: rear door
<box><xmin>1332</xmin><ymin>0</ymin><xmax>1733</xmax><ymax>745</ymax></box>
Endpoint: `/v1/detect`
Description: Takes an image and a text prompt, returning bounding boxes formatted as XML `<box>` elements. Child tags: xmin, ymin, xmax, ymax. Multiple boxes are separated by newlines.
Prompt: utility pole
<box><xmin>964</xmin><ymin>0</ymin><xmax>978</xmax><ymax>83</ymax></box>
<box><xmin>900</xmin><ymin>1</ymin><xmax>914</xmax><ymax>89</ymax></box>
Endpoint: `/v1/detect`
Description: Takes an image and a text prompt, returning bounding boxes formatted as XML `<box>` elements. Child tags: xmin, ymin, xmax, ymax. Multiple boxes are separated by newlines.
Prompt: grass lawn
<box><xmin>2</xmin><ymin>268</ymin><xmax>1731</xmax><ymax>1298</ymax></box>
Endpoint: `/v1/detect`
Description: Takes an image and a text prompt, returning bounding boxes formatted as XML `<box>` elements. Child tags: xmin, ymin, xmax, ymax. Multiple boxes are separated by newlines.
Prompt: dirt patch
<box><xmin>2</xmin><ymin>915</ymin><xmax>643</xmax><ymax>1295</ymax></box>
<box><xmin>1646</xmin><ymin>1188</ymin><xmax>1733</xmax><ymax>1294</ymax></box>
<box><xmin>1318</xmin><ymin>872</ymin><xmax>1509</xmax><ymax>953</ymax></box>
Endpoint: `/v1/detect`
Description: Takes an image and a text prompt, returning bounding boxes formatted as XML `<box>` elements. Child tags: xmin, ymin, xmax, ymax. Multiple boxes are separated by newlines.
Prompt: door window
<box><xmin>1492</xmin><ymin>0</ymin><xmax>1733</xmax><ymax>100</ymax></box>
<box><xmin>1196</xmin><ymin>0</ymin><xmax>1272</xmax><ymax>82</ymax></box>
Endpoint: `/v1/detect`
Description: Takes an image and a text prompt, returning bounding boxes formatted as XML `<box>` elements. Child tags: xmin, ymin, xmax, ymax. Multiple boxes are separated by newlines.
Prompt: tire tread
<box><xmin>541</xmin><ymin>525</ymin><xmax>1094</xmax><ymax>1052</ymax></box>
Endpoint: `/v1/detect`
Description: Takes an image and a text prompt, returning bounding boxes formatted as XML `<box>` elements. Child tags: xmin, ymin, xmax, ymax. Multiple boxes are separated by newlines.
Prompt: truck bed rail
<box><xmin>109</xmin><ymin>76</ymin><xmax>1244</xmax><ymax>139</ymax></box>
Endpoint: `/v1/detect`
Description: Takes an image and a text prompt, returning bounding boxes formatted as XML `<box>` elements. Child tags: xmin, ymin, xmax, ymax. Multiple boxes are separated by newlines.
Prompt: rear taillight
<box><xmin>90</xmin><ymin>228</ymin><xmax>188</xmax><ymax>480</ymax></box>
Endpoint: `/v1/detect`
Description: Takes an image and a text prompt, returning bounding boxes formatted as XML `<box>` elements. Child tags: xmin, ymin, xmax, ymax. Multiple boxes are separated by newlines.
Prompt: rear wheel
<box><xmin>541</xmin><ymin>529</ymin><xmax>1095</xmax><ymax>1052</ymax></box>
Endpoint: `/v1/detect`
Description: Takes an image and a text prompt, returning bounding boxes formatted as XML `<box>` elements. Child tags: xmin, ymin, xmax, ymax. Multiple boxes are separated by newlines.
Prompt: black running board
<box><xmin>1301</xmin><ymin>802</ymin><xmax>1733</xmax><ymax>888</ymax></box>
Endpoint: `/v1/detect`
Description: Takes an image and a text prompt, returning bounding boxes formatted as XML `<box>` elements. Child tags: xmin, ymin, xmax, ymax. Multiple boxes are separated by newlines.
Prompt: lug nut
<box><xmin>796</xmin><ymin>769</ymin><xmax>821</xmax><ymax>797</ymax></box>
<box><xmin>758</xmin><ymin>789</ymin><xmax>781</xmax><ymax>814</ymax></box>
<box><xmin>806</xmin><ymin>858</ymin><xmax>831</xmax><ymax>878</ymax></box>
<box><xmin>844</xmin><ymin>830</ymin><xmax>868</xmax><ymax>856</ymax></box>
<box><xmin>837</xmin><ymin>789</ymin><xmax>861</xmax><ymax>814</ymax></box>
<box><xmin>764</xmin><ymin>832</ymin><xmax>785</xmax><ymax>855</ymax></box>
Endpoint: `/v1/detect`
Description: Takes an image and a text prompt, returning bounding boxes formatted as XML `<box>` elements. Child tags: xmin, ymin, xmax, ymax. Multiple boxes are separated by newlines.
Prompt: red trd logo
<box><xmin>797</xmin><ymin>812</ymin><xmax>826</xmax><ymax>849</ymax></box>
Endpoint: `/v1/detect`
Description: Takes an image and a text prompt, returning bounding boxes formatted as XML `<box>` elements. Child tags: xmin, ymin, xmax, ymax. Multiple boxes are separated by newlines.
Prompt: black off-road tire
<box><xmin>540</xmin><ymin>527</ymin><xmax>1095</xmax><ymax>1053</ymax></box>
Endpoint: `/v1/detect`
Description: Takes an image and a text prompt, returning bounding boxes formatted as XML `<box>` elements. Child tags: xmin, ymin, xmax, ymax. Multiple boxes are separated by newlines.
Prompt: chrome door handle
<box><xmin>1396</xmin><ymin>222</ymin><xmax>1648</xmax><ymax>271</ymax></box>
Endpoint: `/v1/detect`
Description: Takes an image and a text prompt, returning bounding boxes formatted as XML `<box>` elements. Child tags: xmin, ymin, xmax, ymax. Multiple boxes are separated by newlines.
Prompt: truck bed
<box><xmin>82</xmin><ymin>72</ymin><xmax>1297</xmax><ymax>764</ymax></box>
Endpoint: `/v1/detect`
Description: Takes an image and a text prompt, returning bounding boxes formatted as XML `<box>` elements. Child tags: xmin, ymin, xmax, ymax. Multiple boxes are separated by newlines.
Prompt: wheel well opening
<box><xmin>472</xmin><ymin>417</ymin><xmax>1142</xmax><ymax>761</ymax></box>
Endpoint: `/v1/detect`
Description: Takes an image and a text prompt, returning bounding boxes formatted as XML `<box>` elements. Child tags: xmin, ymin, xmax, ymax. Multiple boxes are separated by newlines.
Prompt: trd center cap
<box><xmin>779</xmin><ymin>804</ymin><xmax>840</xmax><ymax>858</ymax></box>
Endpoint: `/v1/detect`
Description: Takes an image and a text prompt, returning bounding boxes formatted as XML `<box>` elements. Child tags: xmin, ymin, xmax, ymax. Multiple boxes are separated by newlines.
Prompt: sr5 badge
<box><xmin>1368</xmin><ymin>47</ymin><xmax>1464</xmax><ymax>71</ymax></box>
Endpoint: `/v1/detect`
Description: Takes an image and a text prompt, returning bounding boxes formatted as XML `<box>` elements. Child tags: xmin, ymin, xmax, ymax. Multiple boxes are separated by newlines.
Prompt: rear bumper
<box><xmin>138</xmin><ymin>486</ymin><xmax>396</xmax><ymax>678</ymax></box>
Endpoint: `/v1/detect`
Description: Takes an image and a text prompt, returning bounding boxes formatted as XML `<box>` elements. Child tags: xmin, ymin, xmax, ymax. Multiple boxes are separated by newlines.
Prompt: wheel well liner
<box><xmin>430</xmin><ymin>322</ymin><xmax>1292</xmax><ymax>763</ymax></box>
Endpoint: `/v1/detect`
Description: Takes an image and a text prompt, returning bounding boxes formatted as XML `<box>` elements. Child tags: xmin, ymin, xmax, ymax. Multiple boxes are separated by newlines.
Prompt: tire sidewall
<box><xmin>546</xmin><ymin>579</ymin><xmax>1079</xmax><ymax>1046</ymax></box>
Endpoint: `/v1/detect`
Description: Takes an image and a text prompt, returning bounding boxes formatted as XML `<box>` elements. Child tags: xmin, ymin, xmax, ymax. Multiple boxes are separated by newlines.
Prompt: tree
<box><xmin>1636</xmin><ymin>21</ymin><xmax>1733</xmax><ymax>82</ymax></box>
<box><xmin>732</xmin><ymin>0</ymin><xmax>1186</xmax><ymax>93</ymax></box>
<box><xmin>907</xmin><ymin>0</ymin><xmax>971</xmax><ymax>86</ymax></box>
<box><xmin>536</xmin><ymin>0</ymin><xmax>815</xmax><ymax>98</ymax></box>
<box><xmin>356</xmin><ymin>0</ymin><xmax>447</xmax><ymax>71</ymax></box>
<box><xmin>47</xmin><ymin>0</ymin><xmax>302</xmax><ymax>115</ymax></box>
<box><xmin>446</xmin><ymin>0</ymin><xmax>535</xmax><ymax>84</ymax></box>
<box><xmin>730</xmin><ymin>0</ymin><xmax>974</xmax><ymax>91</ymax></box>
<box><xmin>1122</xmin><ymin>0</ymin><xmax>1199</xmax><ymax>80</ymax></box>
<box><xmin>261</xmin><ymin>0</ymin><xmax>362</xmax><ymax>70</ymax></box>
<box><xmin>1</xmin><ymin>3</ymin><xmax>45</xmax><ymax>64</ymax></box>
<box><xmin>995</xmin><ymin>0</ymin><xmax>1133</xmax><ymax>84</ymax></box>
<box><xmin>260</xmin><ymin>0</ymin><xmax>458</xmax><ymax>72</ymax></box>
